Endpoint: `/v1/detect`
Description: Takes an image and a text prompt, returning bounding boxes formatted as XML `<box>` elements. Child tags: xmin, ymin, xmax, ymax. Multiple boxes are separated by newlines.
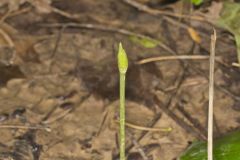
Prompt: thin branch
<box><xmin>208</xmin><ymin>29</ymin><xmax>216</xmax><ymax>160</ymax></box>
<box><xmin>115</xmin><ymin>120</ymin><xmax>172</xmax><ymax>132</ymax></box>
<box><xmin>137</xmin><ymin>55</ymin><xmax>210</xmax><ymax>64</ymax></box>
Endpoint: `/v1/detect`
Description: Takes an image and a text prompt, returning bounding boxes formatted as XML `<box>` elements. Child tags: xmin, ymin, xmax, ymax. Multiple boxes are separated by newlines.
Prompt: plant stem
<box><xmin>120</xmin><ymin>73</ymin><xmax>126</xmax><ymax>160</ymax></box>
<box><xmin>117</xmin><ymin>43</ymin><xmax>128</xmax><ymax>160</ymax></box>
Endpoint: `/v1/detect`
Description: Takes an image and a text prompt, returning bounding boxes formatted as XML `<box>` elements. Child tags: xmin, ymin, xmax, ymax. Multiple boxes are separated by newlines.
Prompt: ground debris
<box><xmin>0</xmin><ymin>0</ymin><xmax>240</xmax><ymax>160</ymax></box>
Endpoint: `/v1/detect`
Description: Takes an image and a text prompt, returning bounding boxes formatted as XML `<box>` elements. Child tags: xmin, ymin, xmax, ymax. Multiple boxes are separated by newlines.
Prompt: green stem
<box><xmin>117</xmin><ymin>43</ymin><xmax>128</xmax><ymax>160</ymax></box>
<box><xmin>120</xmin><ymin>73</ymin><xmax>126</xmax><ymax>160</ymax></box>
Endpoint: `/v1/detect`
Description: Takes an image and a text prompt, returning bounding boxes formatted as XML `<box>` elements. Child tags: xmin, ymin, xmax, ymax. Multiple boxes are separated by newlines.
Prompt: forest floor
<box><xmin>0</xmin><ymin>0</ymin><xmax>240</xmax><ymax>160</ymax></box>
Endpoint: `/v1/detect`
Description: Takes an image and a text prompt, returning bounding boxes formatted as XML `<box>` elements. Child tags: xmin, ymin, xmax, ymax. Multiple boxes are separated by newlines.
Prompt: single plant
<box><xmin>117</xmin><ymin>43</ymin><xmax>128</xmax><ymax>160</ymax></box>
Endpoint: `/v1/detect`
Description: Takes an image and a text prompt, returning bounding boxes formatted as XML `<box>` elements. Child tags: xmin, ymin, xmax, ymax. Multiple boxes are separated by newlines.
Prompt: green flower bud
<box><xmin>118</xmin><ymin>43</ymin><xmax>128</xmax><ymax>74</ymax></box>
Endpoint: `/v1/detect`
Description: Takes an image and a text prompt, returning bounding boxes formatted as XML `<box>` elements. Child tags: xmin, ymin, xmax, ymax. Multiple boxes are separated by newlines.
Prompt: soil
<box><xmin>0</xmin><ymin>0</ymin><xmax>240</xmax><ymax>160</ymax></box>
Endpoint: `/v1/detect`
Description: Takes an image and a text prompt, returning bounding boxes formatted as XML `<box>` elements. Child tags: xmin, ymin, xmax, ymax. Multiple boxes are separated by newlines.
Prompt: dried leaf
<box><xmin>187</xmin><ymin>27</ymin><xmax>201</xmax><ymax>44</ymax></box>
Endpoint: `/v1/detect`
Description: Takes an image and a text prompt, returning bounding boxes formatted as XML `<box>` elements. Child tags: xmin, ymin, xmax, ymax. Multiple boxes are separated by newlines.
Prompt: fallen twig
<box><xmin>0</xmin><ymin>124</ymin><xmax>51</xmax><ymax>132</ymax></box>
<box><xmin>137</xmin><ymin>55</ymin><xmax>210</xmax><ymax>64</ymax></box>
<box><xmin>208</xmin><ymin>29</ymin><xmax>216</xmax><ymax>160</ymax></box>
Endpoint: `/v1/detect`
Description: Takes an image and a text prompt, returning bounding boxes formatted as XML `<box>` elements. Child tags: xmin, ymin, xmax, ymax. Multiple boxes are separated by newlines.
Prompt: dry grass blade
<box><xmin>0</xmin><ymin>124</ymin><xmax>51</xmax><ymax>132</ymax></box>
<box><xmin>137</xmin><ymin>55</ymin><xmax>209</xmax><ymax>64</ymax></box>
<box><xmin>40</xmin><ymin>22</ymin><xmax>175</xmax><ymax>54</ymax></box>
<box><xmin>208</xmin><ymin>29</ymin><xmax>216</xmax><ymax>160</ymax></box>
<box><xmin>115</xmin><ymin>120</ymin><xmax>172</xmax><ymax>132</ymax></box>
